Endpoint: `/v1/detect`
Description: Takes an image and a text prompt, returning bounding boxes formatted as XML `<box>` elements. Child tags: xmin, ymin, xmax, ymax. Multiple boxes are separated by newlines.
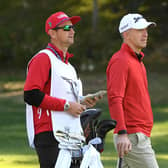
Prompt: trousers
<box><xmin>113</xmin><ymin>132</ymin><xmax>159</xmax><ymax>168</ymax></box>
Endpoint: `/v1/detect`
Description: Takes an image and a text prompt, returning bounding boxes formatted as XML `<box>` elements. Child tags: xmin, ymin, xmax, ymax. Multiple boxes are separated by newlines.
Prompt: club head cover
<box><xmin>96</xmin><ymin>119</ymin><xmax>117</xmax><ymax>140</ymax></box>
<box><xmin>94</xmin><ymin>119</ymin><xmax>117</xmax><ymax>153</ymax></box>
<box><xmin>80</xmin><ymin>108</ymin><xmax>102</xmax><ymax>143</ymax></box>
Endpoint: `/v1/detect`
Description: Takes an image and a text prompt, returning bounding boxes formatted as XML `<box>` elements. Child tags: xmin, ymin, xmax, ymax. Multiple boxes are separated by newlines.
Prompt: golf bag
<box><xmin>69</xmin><ymin>108</ymin><xmax>116</xmax><ymax>168</ymax></box>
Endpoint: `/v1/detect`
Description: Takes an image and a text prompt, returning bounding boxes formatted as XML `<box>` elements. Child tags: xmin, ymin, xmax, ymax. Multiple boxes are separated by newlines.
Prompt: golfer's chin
<box><xmin>142</xmin><ymin>40</ymin><xmax>148</xmax><ymax>47</ymax></box>
<box><xmin>139</xmin><ymin>42</ymin><xmax>147</xmax><ymax>49</ymax></box>
<box><xmin>68</xmin><ymin>39</ymin><xmax>74</xmax><ymax>45</ymax></box>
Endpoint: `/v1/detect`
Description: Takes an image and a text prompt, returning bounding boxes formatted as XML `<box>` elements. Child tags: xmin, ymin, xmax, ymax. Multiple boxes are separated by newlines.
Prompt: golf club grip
<box><xmin>118</xmin><ymin>157</ymin><xmax>123</xmax><ymax>168</ymax></box>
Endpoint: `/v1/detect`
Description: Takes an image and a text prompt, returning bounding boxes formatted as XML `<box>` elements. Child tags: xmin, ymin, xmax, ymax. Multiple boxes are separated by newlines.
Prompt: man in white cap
<box><xmin>24</xmin><ymin>11</ymin><xmax>102</xmax><ymax>168</ymax></box>
<box><xmin>106</xmin><ymin>13</ymin><xmax>159</xmax><ymax>167</ymax></box>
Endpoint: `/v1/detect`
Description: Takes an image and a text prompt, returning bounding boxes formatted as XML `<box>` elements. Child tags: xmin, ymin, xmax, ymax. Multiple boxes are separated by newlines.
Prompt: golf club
<box><xmin>118</xmin><ymin>157</ymin><xmax>123</xmax><ymax>168</ymax></box>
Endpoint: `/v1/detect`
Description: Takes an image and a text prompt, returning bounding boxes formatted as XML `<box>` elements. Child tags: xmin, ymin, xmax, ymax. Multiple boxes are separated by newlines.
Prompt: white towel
<box><xmin>55</xmin><ymin>145</ymin><xmax>103</xmax><ymax>168</ymax></box>
<box><xmin>55</xmin><ymin>137</ymin><xmax>104</xmax><ymax>168</ymax></box>
<box><xmin>55</xmin><ymin>149</ymin><xmax>72</xmax><ymax>168</ymax></box>
<box><xmin>80</xmin><ymin>144</ymin><xmax>104</xmax><ymax>168</ymax></box>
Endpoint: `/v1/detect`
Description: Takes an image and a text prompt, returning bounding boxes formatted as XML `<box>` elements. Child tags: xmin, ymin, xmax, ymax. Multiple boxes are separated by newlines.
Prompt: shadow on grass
<box><xmin>13</xmin><ymin>159</ymin><xmax>37</xmax><ymax>165</ymax></box>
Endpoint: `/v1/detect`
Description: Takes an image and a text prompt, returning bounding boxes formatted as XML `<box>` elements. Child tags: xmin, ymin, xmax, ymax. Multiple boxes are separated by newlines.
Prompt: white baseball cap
<box><xmin>119</xmin><ymin>13</ymin><xmax>156</xmax><ymax>33</ymax></box>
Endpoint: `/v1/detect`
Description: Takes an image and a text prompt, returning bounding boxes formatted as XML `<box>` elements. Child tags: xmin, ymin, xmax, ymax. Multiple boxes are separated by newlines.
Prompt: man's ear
<box><xmin>122</xmin><ymin>30</ymin><xmax>130</xmax><ymax>40</ymax></box>
<box><xmin>122</xmin><ymin>31</ymin><xmax>127</xmax><ymax>39</ymax></box>
<box><xmin>48</xmin><ymin>29</ymin><xmax>57</xmax><ymax>39</ymax></box>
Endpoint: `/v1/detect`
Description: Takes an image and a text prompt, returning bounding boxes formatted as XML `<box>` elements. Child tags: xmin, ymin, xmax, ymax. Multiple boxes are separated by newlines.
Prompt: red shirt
<box><xmin>106</xmin><ymin>43</ymin><xmax>153</xmax><ymax>137</ymax></box>
<box><xmin>24</xmin><ymin>43</ymin><xmax>73</xmax><ymax>134</ymax></box>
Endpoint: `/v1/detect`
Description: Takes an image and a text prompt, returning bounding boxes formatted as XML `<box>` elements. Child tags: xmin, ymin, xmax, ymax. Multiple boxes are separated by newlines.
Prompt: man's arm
<box><xmin>106</xmin><ymin>56</ymin><xmax>132</xmax><ymax>157</ymax></box>
<box><xmin>106</xmin><ymin>57</ymin><xmax>128</xmax><ymax>132</ymax></box>
<box><xmin>24</xmin><ymin>53</ymin><xmax>66</xmax><ymax>111</ymax></box>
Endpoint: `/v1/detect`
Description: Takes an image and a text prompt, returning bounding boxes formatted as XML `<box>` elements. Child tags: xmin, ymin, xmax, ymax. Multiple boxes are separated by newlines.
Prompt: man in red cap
<box><xmin>24</xmin><ymin>11</ymin><xmax>100</xmax><ymax>168</ymax></box>
<box><xmin>106</xmin><ymin>13</ymin><xmax>159</xmax><ymax>167</ymax></box>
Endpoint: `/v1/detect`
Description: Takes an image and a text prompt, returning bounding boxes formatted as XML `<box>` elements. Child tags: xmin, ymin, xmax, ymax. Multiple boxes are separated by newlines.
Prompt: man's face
<box><xmin>51</xmin><ymin>20</ymin><xmax>75</xmax><ymax>47</ymax></box>
<box><xmin>125</xmin><ymin>28</ymin><xmax>148</xmax><ymax>50</ymax></box>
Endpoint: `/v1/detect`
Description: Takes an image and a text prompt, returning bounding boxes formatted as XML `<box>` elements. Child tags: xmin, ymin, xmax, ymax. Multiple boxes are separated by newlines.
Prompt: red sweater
<box><xmin>106</xmin><ymin>43</ymin><xmax>153</xmax><ymax>137</ymax></box>
<box><xmin>24</xmin><ymin>43</ymin><xmax>73</xmax><ymax>134</ymax></box>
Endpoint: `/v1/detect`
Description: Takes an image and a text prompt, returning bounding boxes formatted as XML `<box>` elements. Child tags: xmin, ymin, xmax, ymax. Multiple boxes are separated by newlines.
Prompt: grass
<box><xmin>0</xmin><ymin>72</ymin><xmax>168</xmax><ymax>167</ymax></box>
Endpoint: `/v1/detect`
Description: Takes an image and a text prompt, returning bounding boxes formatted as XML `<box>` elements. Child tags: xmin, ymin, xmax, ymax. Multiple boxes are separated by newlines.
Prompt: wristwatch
<box><xmin>64</xmin><ymin>101</ymin><xmax>70</xmax><ymax>111</ymax></box>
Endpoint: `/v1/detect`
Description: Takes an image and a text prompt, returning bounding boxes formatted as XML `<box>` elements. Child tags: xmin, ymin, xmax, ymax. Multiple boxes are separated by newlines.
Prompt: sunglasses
<box><xmin>54</xmin><ymin>25</ymin><xmax>74</xmax><ymax>31</ymax></box>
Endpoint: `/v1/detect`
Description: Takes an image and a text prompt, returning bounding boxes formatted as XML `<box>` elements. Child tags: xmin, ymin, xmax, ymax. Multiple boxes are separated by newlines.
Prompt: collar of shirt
<box><xmin>135</xmin><ymin>53</ymin><xmax>143</xmax><ymax>61</ymax></box>
<box><xmin>47</xmin><ymin>43</ymin><xmax>74</xmax><ymax>64</ymax></box>
<box><xmin>121</xmin><ymin>43</ymin><xmax>144</xmax><ymax>61</ymax></box>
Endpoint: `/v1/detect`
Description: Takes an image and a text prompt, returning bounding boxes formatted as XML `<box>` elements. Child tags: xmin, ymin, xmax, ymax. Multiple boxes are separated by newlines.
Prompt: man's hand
<box><xmin>81</xmin><ymin>90</ymin><xmax>106</xmax><ymax>108</ymax></box>
<box><xmin>81</xmin><ymin>96</ymin><xmax>100</xmax><ymax>108</ymax></box>
<box><xmin>117</xmin><ymin>134</ymin><xmax>132</xmax><ymax>158</ymax></box>
<box><xmin>67</xmin><ymin>102</ymin><xmax>86</xmax><ymax>117</ymax></box>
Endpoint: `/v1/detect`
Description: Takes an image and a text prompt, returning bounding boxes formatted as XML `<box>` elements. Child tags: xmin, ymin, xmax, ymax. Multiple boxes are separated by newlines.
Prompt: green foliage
<box><xmin>0</xmin><ymin>0</ymin><xmax>168</xmax><ymax>70</ymax></box>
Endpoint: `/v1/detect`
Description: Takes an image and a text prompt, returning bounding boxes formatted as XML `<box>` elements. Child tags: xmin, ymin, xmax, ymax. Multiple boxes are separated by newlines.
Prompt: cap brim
<box><xmin>133</xmin><ymin>20</ymin><xmax>156</xmax><ymax>30</ymax></box>
<box><xmin>69</xmin><ymin>16</ymin><xmax>81</xmax><ymax>25</ymax></box>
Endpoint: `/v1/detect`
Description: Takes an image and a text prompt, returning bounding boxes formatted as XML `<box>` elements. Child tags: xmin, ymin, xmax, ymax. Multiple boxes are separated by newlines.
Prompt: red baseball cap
<box><xmin>45</xmin><ymin>11</ymin><xmax>81</xmax><ymax>34</ymax></box>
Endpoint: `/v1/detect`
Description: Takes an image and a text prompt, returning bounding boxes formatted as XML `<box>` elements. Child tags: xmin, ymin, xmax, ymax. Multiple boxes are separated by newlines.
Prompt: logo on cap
<box><xmin>133</xmin><ymin>17</ymin><xmax>143</xmax><ymax>23</ymax></box>
<box><xmin>48</xmin><ymin>22</ymin><xmax>52</xmax><ymax>27</ymax></box>
<box><xmin>120</xmin><ymin>24</ymin><xmax>129</xmax><ymax>31</ymax></box>
<box><xmin>57</xmin><ymin>14</ymin><xmax>68</xmax><ymax>19</ymax></box>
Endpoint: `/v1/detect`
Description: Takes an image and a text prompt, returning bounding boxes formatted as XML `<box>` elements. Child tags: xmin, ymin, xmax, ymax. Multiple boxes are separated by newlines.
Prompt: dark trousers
<box><xmin>34</xmin><ymin>131</ymin><xmax>59</xmax><ymax>168</ymax></box>
<box><xmin>34</xmin><ymin>131</ymin><xmax>80</xmax><ymax>168</ymax></box>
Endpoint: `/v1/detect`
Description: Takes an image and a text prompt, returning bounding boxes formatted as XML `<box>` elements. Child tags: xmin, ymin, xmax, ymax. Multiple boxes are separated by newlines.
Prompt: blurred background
<box><xmin>0</xmin><ymin>0</ymin><xmax>168</xmax><ymax>72</ymax></box>
<box><xmin>0</xmin><ymin>0</ymin><xmax>168</xmax><ymax>167</ymax></box>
